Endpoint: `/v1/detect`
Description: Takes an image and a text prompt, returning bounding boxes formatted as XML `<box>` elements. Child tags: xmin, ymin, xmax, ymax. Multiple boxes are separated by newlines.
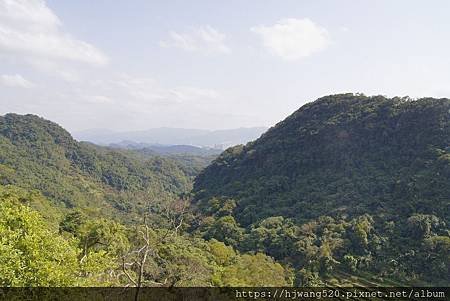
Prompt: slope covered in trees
<box><xmin>0</xmin><ymin>94</ymin><xmax>448</xmax><ymax>287</ymax></box>
<box><xmin>0</xmin><ymin>185</ymin><xmax>291</xmax><ymax>287</ymax></box>
<box><xmin>193</xmin><ymin>94</ymin><xmax>450</xmax><ymax>285</ymax></box>
<box><xmin>0</xmin><ymin>113</ymin><xmax>291</xmax><ymax>287</ymax></box>
<box><xmin>0</xmin><ymin>113</ymin><xmax>196</xmax><ymax>221</ymax></box>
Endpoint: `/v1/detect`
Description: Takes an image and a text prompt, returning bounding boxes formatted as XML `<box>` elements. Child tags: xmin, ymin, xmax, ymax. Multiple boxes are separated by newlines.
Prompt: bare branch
<box><xmin>122</xmin><ymin>257</ymin><xmax>137</xmax><ymax>286</ymax></box>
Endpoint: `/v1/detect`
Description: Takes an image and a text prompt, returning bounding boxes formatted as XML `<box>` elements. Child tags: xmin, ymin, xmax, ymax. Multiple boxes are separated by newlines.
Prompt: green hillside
<box><xmin>0</xmin><ymin>113</ymin><xmax>193</xmax><ymax>222</ymax></box>
<box><xmin>0</xmin><ymin>113</ymin><xmax>291</xmax><ymax>287</ymax></box>
<box><xmin>0</xmin><ymin>94</ymin><xmax>448</xmax><ymax>287</ymax></box>
<box><xmin>193</xmin><ymin>94</ymin><xmax>450</xmax><ymax>285</ymax></box>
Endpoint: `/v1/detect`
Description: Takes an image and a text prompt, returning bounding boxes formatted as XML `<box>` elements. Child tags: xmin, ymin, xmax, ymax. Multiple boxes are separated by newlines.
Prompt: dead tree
<box><xmin>120</xmin><ymin>197</ymin><xmax>189</xmax><ymax>300</ymax></box>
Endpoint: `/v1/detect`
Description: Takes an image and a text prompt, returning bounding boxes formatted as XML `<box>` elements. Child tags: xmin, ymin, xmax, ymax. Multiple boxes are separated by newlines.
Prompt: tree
<box><xmin>59</xmin><ymin>210</ymin><xmax>86</xmax><ymax>235</ymax></box>
<box><xmin>295</xmin><ymin>269</ymin><xmax>324</xmax><ymax>287</ymax></box>
<box><xmin>218</xmin><ymin>253</ymin><xmax>291</xmax><ymax>286</ymax></box>
<box><xmin>121</xmin><ymin>216</ymin><xmax>160</xmax><ymax>301</ymax></box>
<box><xmin>120</xmin><ymin>197</ymin><xmax>194</xmax><ymax>299</ymax></box>
<box><xmin>422</xmin><ymin>236</ymin><xmax>450</xmax><ymax>282</ymax></box>
<box><xmin>350</xmin><ymin>215</ymin><xmax>373</xmax><ymax>253</ymax></box>
<box><xmin>78</xmin><ymin>218</ymin><xmax>129</xmax><ymax>259</ymax></box>
<box><xmin>343</xmin><ymin>254</ymin><xmax>358</xmax><ymax>272</ymax></box>
<box><xmin>208</xmin><ymin>240</ymin><xmax>236</xmax><ymax>266</ymax></box>
<box><xmin>203</xmin><ymin>215</ymin><xmax>244</xmax><ymax>247</ymax></box>
<box><xmin>0</xmin><ymin>193</ymin><xmax>79</xmax><ymax>286</ymax></box>
<box><xmin>406</xmin><ymin>214</ymin><xmax>441</xmax><ymax>239</ymax></box>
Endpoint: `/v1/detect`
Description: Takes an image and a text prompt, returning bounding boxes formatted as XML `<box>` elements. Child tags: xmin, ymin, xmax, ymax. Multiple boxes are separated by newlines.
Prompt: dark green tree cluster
<box><xmin>193</xmin><ymin>94</ymin><xmax>450</xmax><ymax>286</ymax></box>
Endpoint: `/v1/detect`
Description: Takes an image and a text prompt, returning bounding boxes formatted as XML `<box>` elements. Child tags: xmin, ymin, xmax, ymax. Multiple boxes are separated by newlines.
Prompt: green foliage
<box><xmin>0</xmin><ymin>185</ymin><xmax>136</xmax><ymax>286</ymax></box>
<box><xmin>193</xmin><ymin>94</ymin><xmax>450</xmax><ymax>286</ymax></box>
<box><xmin>406</xmin><ymin>214</ymin><xmax>442</xmax><ymax>239</ymax></box>
<box><xmin>77</xmin><ymin>218</ymin><xmax>130</xmax><ymax>260</ymax></box>
<box><xmin>295</xmin><ymin>269</ymin><xmax>324</xmax><ymax>287</ymax></box>
<box><xmin>350</xmin><ymin>215</ymin><xmax>373</xmax><ymax>252</ymax></box>
<box><xmin>119</xmin><ymin>225</ymin><xmax>290</xmax><ymax>287</ymax></box>
<box><xmin>195</xmin><ymin>95</ymin><xmax>450</xmax><ymax>224</ymax></box>
<box><xmin>0</xmin><ymin>113</ymin><xmax>294</xmax><ymax>288</ymax></box>
<box><xmin>244</xmin><ymin>216</ymin><xmax>299</xmax><ymax>259</ymax></box>
<box><xmin>217</xmin><ymin>253</ymin><xmax>291</xmax><ymax>286</ymax></box>
<box><xmin>1</xmin><ymin>94</ymin><xmax>449</xmax><ymax>287</ymax></box>
<box><xmin>343</xmin><ymin>255</ymin><xmax>358</xmax><ymax>272</ymax></box>
<box><xmin>0</xmin><ymin>186</ymin><xmax>79</xmax><ymax>286</ymax></box>
<box><xmin>202</xmin><ymin>215</ymin><xmax>245</xmax><ymax>246</ymax></box>
<box><xmin>0</xmin><ymin>113</ymin><xmax>196</xmax><ymax>223</ymax></box>
<box><xmin>157</xmin><ymin>235</ymin><xmax>216</xmax><ymax>286</ymax></box>
<box><xmin>422</xmin><ymin>236</ymin><xmax>450</xmax><ymax>278</ymax></box>
<box><xmin>59</xmin><ymin>210</ymin><xmax>86</xmax><ymax>235</ymax></box>
<box><xmin>208</xmin><ymin>240</ymin><xmax>236</xmax><ymax>266</ymax></box>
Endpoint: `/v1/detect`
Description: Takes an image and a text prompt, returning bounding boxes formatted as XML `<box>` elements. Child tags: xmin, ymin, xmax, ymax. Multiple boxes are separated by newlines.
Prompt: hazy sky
<box><xmin>1</xmin><ymin>0</ymin><xmax>450</xmax><ymax>132</ymax></box>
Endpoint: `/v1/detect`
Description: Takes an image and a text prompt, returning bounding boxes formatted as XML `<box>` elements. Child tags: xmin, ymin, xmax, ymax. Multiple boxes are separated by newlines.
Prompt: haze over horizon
<box><xmin>72</xmin><ymin>125</ymin><xmax>269</xmax><ymax>148</ymax></box>
<box><xmin>1</xmin><ymin>0</ymin><xmax>450</xmax><ymax>132</ymax></box>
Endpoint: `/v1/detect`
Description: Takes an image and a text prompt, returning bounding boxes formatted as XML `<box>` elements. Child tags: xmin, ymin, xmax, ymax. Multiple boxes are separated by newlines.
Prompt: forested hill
<box><xmin>194</xmin><ymin>94</ymin><xmax>450</xmax><ymax>224</ymax></box>
<box><xmin>0</xmin><ymin>113</ymin><xmax>293</xmax><ymax>287</ymax></box>
<box><xmin>0</xmin><ymin>95</ymin><xmax>449</xmax><ymax>286</ymax></box>
<box><xmin>0</xmin><ymin>113</ymin><xmax>194</xmax><ymax>222</ymax></box>
<box><xmin>192</xmin><ymin>94</ymin><xmax>450</xmax><ymax>285</ymax></box>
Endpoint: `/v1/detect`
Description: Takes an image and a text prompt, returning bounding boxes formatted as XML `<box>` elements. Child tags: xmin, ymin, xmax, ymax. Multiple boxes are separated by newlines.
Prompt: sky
<box><xmin>1</xmin><ymin>0</ymin><xmax>450</xmax><ymax>132</ymax></box>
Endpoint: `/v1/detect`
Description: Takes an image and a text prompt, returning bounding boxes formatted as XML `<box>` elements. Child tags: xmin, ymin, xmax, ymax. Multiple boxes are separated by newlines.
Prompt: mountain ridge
<box><xmin>73</xmin><ymin>126</ymin><xmax>268</xmax><ymax>148</ymax></box>
<box><xmin>1</xmin><ymin>94</ymin><xmax>449</xmax><ymax>286</ymax></box>
<box><xmin>194</xmin><ymin>94</ymin><xmax>449</xmax><ymax>224</ymax></box>
<box><xmin>0</xmin><ymin>113</ymin><xmax>195</xmax><ymax>221</ymax></box>
<box><xmin>192</xmin><ymin>93</ymin><xmax>449</xmax><ymax>285</ymax></box>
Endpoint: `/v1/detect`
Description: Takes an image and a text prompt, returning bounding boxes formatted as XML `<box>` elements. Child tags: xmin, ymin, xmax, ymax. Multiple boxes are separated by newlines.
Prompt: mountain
<box><xmin>73</xmin><ymin>127</ymin><xmax>268</xmax><ymax>148</ymax></box>
<box><xmin>0</xmin><ymin>113</ymin><xmax>195</xmax><ymax>222</ymax></box>
<box><xmin>194</xmin><ymin>94</ymin><xmax>450</xmax><ymax>223</ymax></box>
<box><xmin>109</xmin><ymin>141</ymin><xmax>222</xmax><ymax>156</ymax></box>
<box><xmin>73</xmin><ymin>128</ymin><xmax>209</xmax><ymax>145</ymax></box>
<box><xmin>1</xmin><ymin>94</ymin><xmax>449</xmax><ymax>286</ymax></box>
<box><xmin>107</xmin><ymin>142</ymin><xmax>221</xmax><ymax>180</ymax></box>
<box><xmin>0</xmin><ymin>113</ymin><xmax>292</xmax><ymax>287</ymax></box>
<box><xmin>193</xmin><ymin>94</ymin><xmax>450</xmax><ymax>285</ymax></box>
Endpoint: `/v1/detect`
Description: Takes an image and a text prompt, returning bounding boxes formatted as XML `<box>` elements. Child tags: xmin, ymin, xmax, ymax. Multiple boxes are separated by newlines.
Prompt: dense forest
<box><xmin>0</xmin><ymin>113</ymin><xmax>289</xmax><ymax>287</ymax></box>
<box><xmin>193</xmin><ymin>94</ymin><xmax>450</xmax><ymax>286</ymax></box>
<box><xmin>0</xmin><ymin>94</ymin><xmax>449</xmax><ymax>287</ymax></box>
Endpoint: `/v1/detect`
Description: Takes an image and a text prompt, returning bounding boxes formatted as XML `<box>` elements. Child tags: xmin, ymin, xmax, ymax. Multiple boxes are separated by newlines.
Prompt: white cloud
<box><xmin>160</xmin><ymin>25</ymin><xmax>231</xmax><ymax>54</ymax></box>
<box><xmin>113</xmin><ymin>76</ymin><xmax>169</xmax><ymax>103</ymax></box>
<box><xmin>0</xmin><ymin>74</ymin><xmax>34</xmax><ymax>88</ymax></box>
<box><xmin>112</xmin><ymin>75</ymin><xmax>220</xmax><ymax>106</ymax></box>
<box><xmin>0</xmin><ymin>0</ymin><xmax>108</xmax><ymax>66</ymax></box>
<box><xmin>251</xmin><ymin>18</ymin><xmax>330</xmax><ymax>61</ymax></box>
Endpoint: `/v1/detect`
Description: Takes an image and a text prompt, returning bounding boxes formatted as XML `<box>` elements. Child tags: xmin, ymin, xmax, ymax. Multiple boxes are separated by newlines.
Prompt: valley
<box><xmin>0</xmin><ymin>94</ymin><xmax>449</xmax><ymax>287</ymax></box>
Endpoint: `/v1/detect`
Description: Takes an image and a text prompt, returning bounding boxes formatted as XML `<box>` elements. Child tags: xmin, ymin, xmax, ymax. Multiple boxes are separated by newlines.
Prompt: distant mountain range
<box><xmin>72</xmin><ymin>127</ymin><xmax>268</xmax><ymax>149</ymax></box>
<box><xmin>109</xmin><ymin>141</ymin><xmax>222</xmax><ymax>156</ymax></box>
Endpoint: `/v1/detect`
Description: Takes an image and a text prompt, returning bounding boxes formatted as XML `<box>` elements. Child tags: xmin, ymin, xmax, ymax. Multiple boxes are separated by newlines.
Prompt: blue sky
<box><xmin>1</xmin><ymin>0</ymin><xmax>450</xmax><ymax>132</ymax></box>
